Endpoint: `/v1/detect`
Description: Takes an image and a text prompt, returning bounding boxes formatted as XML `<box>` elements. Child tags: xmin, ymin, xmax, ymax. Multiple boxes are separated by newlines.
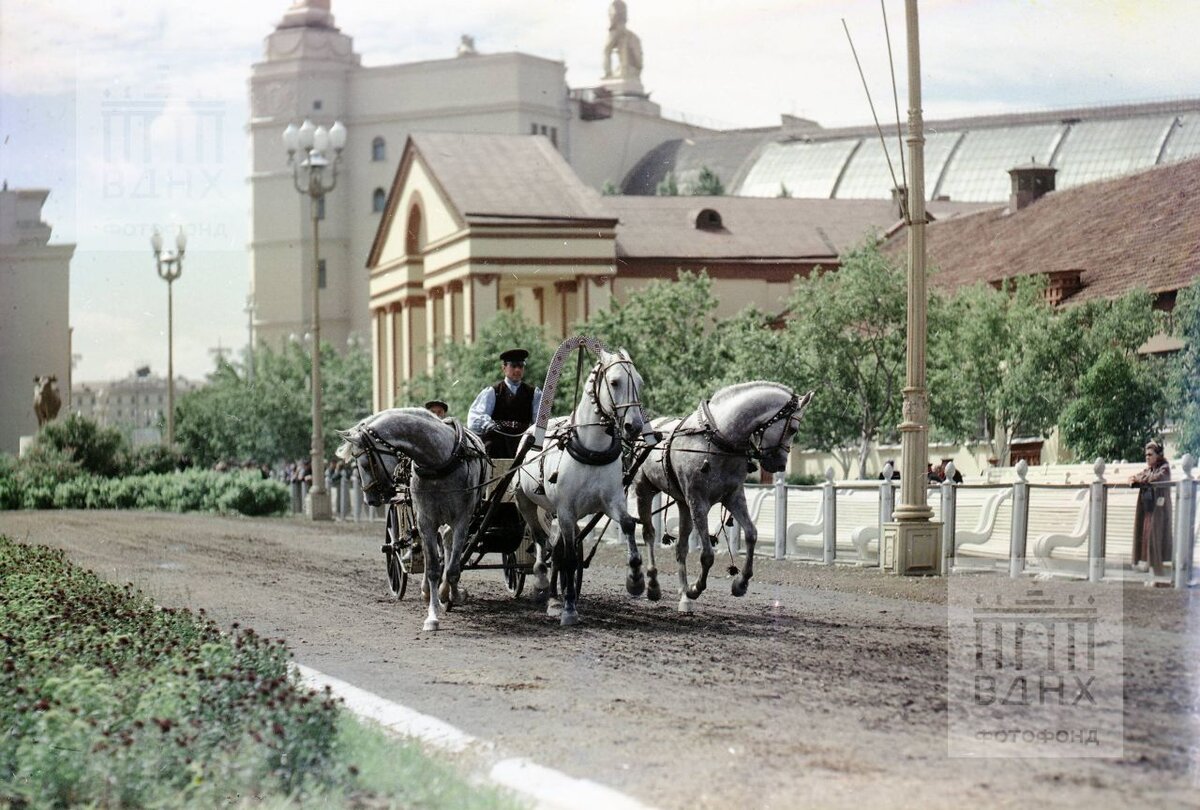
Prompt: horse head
<box><xmin>593</xmin><ymin>348</ymin><xmax>646</xmax><ymax>442</ymax></box>
<box><xmin>754</xmin><ymin>388</ymin><xmax>813</xmax><ymax>473</ymax></box>
<box><xmin>709</xmin><ymin>383</ymin><xmax>813</xmax><ymax>473</ymax></box>
<box><xmin>335</xmin><ymin>418</ymin><xmax>398</xmax><ymax>507</ymax></box>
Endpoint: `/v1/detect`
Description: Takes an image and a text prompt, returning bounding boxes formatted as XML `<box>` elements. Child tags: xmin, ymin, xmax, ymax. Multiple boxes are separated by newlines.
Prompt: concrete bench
<box><xmin>949</xmin><ymin>488</ymin><xmax>1012</xmax><ymax>564</ymax></box>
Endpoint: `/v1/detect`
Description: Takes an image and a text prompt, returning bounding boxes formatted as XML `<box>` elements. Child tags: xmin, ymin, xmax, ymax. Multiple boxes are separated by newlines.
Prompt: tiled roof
<box><xmin>409</xmin><ymin>132</ymin><xmax>611</xmax><ymax>222</ymax></box>
<box><xmin>608</xmin><ymin>196</ymin><xmax>986</xmax><ymax>260</ymax></box>
<box><xmin>884</xmin><ymin>156</ymin><xmax>1200</xmax><ymax>301</ymax></box>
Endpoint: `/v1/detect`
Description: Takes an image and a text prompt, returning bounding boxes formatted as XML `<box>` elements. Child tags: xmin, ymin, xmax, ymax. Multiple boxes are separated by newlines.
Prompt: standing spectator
<box><xmin>1129</xmin><ymin>440</ymin><xmax>1172</xmax><ymax>576</ymax></box>
<box><xmin>424</xmin><ymin>399</ymin><xmax>449</xmax><ymax>419</ymax></box>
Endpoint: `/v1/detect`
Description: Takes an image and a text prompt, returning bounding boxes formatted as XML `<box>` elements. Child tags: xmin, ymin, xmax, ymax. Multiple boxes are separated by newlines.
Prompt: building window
<box><xmin>316</xmin><ymin>196</ymin><xmax>325</xmax><ymax>220</ymax></box>
<box><xmin>372</xmin><ymin>187</ymin><xmax>386</xmax><ymax>213</ymax></box>
<box><xmin>318</xmin><ymin>259</ymin><xmax>327</xmax><ymax>289</ymax></box>
<box><xmin>313</xmin><ymin>99</ymin><xmax>323</xmax><ymax>111</ymax></box>
<box><xmin>372</xmin><ymin>137</ymin><xmax>386</xmax><ymax>162</ymax></box>
<box><xmin>530</xmin><ymin>123</ymin><xmax>538</xmax><ymax>135</ymax></box>
<box><xmin>550</xmin><ymin>126</ymin><xmax>558</xmax><ymax>147</ymax></box>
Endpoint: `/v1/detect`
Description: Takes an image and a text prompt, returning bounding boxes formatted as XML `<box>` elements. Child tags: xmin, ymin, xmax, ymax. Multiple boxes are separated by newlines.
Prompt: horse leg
<box><xmin>725</xmin><ymin>490</ymin><xmax>757</xmax><ymax>597</ymax></box>
<box><xmin>557</xmin><ymin>509</ymin><xmax>580</xmax><ymax>626</ymax></box>
<box><xmin>684</xmin><ymin>498</ymin><xmax>715</xmax><ymax>602</ymax></box>
<box><xmin>635</xmin><ymin>480</ymin><xmax>660</xmax><ymax>602</ymax></box>
<box><xmin>676</xmin><ymin>509</ymin><xmax>695</xmax><ymax>613</ymax></box>
<box><xmin>418</xmin><ymin>517</ymin><xmax>444</xmax><ymax>632</ymax></box>
<box><xmin>516</xmin><ymin>493</ymin><xmax>552</xmax><ymax>604</ymax></box>
<box><xmin>608</xmin><ymin>491</ymin><xmax>644</xmax><ymax>597</ymax></box>
<box><xmin>441</xmin><ymin>514</ymin><xmax>472</xmax><ymax>608</ymax></box>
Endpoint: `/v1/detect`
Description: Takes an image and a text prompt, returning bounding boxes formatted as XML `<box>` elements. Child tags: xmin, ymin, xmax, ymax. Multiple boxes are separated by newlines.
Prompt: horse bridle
<box><xmin>349</xmin><ymin>424</ymin><xmax>405</xmax><ymax>502</ymax></box>
<box><xmin>561</xmin><ymin>356</ymin><xmax>645</xmax><ymax>467</ymax></box>
<box><xmin>586</xmin><ymin>356</ymin><xmax>645</xmax><ymax>427</ymax></box>
<box><xmin>350</xmin><ymin>420</ymin><xmax>471</xmax><ymax>501</ymax></box>
<box><xmin>699</xmin><ymin>392</ymin><xmax>801</xmax><ymax>461</ymax></box>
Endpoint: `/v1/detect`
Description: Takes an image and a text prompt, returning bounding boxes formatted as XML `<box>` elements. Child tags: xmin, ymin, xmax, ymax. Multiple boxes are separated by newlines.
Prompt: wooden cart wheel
<box><xmin>385</xmin><ymin>504</ymin><xmax>408</xmax><ymax>600</ymax></box>
<box><xmin>502</xmin><ymin>552</ymin><xmax>526</xmax><ymax>598</ymax></box>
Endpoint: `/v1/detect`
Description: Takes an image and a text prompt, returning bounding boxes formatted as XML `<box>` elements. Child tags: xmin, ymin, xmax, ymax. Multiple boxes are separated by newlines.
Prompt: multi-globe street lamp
<box><xmin>150</xmin><ymin>226</ymin><xmax>187</xmax><ymax>446</ymax></box>
<box><xmin>283</xmin><ymin>118</ymin><xmax>346</xmax><ymax>521</ymax></box>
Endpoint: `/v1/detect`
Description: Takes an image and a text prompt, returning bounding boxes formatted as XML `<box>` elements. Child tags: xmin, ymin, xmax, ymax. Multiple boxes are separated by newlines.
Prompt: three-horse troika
<box><xmin>338</xmin><ymin>336</ymin><xmax>813</xmax><ymax>631</ymax></box>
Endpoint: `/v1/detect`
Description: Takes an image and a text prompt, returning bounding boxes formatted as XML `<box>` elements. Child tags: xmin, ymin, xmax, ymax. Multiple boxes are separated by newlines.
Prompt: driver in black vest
<box><xmin>467</xmin><ymin>348</ymin><xmax>543</xmax><ymax>457</ymax></box>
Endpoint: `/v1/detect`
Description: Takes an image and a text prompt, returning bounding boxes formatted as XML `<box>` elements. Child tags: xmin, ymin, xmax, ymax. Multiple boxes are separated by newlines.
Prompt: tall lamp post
<box><xmin>283</xmin><ymin>118</ymin><xmax>346</xmax><ymax>521</ymax></box>
<box><xmin>151</xmin><ymin>227</ymin><xmax>187</xmax><ymax>446</ymax></box>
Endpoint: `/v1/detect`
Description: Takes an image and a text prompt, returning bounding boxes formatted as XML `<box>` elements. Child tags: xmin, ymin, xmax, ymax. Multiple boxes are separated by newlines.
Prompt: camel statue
<box><xmin>33</xmin><ymin>375</ymin><xmax>62</xmax><ymax>428</ymax></box>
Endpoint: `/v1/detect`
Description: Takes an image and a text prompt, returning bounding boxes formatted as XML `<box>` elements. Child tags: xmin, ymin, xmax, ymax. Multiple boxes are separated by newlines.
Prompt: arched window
<box><xmin>372</xmin><ymin>188</ymin><xmax>387</xmax><ymax>213</ymax></box>
<box><xmin>371</xmin><ymin>136</ymin><xmax>386</xmax><ymax>162</ymax></box>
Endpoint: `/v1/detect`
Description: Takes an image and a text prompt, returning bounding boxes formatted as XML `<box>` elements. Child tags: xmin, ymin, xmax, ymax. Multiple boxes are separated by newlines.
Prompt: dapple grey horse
<box><xmin>633</xmin><ymin>382</ymin><xmax>813</xmax><ymax>612</ymax></box>
<box><xmin>336</xmin><ymin>408</ymin><xmax>489</xmax><ymax>632</ymax></box>
<box><xmin>513</xmin><ymin>348</ymin><xmax>650</xmax><ymax>626</ymax></box>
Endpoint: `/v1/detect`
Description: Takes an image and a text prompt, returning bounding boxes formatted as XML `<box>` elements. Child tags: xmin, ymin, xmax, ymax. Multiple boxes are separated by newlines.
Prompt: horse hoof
<box><xmin>677</xmin><ymin>598</ymin><xmax>694</xmax><ymax>614</ymax></box>
<box><xmin>647</xmin><ymin>581</ymin><xmax>661</xmax><ymax>602</ymax></box>
<box><xmin>560</xmin><ymin>609</ymin><xmax>579</xmax><ymax>627</ymax></box>
<box><xmin>686</xmin><ymin>587</ymin><xmax>703</xmax><ymax>601</ymax></box>
<box><xmin>626</xmin><ymin>572</ymin><xmax>646</xmax><ymax>597</ymax></box>
<box><xmin>532</xmin><ymin>585</ymin><xmax>550</xmax><ymax>605</ymax></box>
<box><xmin>731</xmin><ymin>580</ymin><xmax>748</xmax><ymax>597</ymax></box>
<box><xmin>422</xmin><ymin>619</ymin><xmax>440</xmax><ymax>632</ymax></box>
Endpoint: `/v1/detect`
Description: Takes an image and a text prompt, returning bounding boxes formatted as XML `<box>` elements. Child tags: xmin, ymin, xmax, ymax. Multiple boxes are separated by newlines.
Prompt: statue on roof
<box><xmin>457</xmin><ymin>34</ymin><xmax>478</xmax><ymax>57</ymax></box>
<box><xmin>603</xmin><ymin>0</ymin><xmax>642</xmax><ymax>82</ymax></box>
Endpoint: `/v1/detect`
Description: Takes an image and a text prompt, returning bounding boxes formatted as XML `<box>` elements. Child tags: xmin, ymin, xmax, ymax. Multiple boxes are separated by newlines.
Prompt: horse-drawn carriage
<box><xmin>380</xmin><ymin>455</ymin><xmax>538</xmax><ymax>601</ymax></box>
<box><xmin>338</xmin><ymin>335</ymin><xmax>812</xmax><ymax>630</ymax></box>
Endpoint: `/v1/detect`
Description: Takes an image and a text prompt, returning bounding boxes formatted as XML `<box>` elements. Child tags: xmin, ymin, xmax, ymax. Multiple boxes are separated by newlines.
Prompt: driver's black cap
<box><xmin>499</xmin><ymin>348</ymin><xmax>529</xmax><ymax>364</ymax></box>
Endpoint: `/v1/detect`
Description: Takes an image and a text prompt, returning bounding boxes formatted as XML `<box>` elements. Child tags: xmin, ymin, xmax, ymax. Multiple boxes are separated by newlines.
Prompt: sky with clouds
<box><xmin>2</xmin><ymin>0</ymin><xmax>1198</xmax><ymax>382</ymax></box>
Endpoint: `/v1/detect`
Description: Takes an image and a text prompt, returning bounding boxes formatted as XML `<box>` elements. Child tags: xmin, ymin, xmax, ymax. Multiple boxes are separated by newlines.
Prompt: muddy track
<box><xmin>1</xmin><ymin>511</ymin><xmax>1196</xmax><ymax>809</ymax></box>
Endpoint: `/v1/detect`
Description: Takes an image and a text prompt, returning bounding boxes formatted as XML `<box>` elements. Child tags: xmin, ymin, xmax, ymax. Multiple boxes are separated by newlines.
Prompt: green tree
<box><xmin>600</xmin><ymin>180</ymin><xmax>619</xmax><ymax>196</ymax></box>
<box><xmin>1059</xmin><ymin>351</ymin><xmax>1161</xmax><ymax>462</ymax></box>
<box><xmin>928</xmin><ymin>276</ymin><xmax>1066</xmax><ymax>466</ymax></box>
<box><xmin>655</xmin><ymin>172</ymin><xmax>679</xmax><ymax>196</ymax></box>
<box><xmin>1169</xmin><ymin>280</ymin><xmax>1200</xmax><ymax>457</ymax></box>
<box><xmin>690</xmin><ymin>166</ymin><xmax>724</xmax><ymax>196</ymax></box>
<box><xmin>783</xmin><ymin>242</ymin><xmax>907</xmax><ymax>477</ymax></box>
<box><xmin>583</xmin><ymin>270</ymin><xmax>725</xmax><ymax>417</ymax></box>
<box><xmin>175</xmin><ymin>341</ymin><xmax>371</xmax><ymax>467</ymax></box>
<box><xmin>33</xmin><ymin>414</ymin><xmax>127</xmax><ymax>477</ymax></box>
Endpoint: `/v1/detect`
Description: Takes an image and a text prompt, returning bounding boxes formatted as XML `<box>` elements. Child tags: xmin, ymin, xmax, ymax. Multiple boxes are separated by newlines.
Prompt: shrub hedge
<box><xmin>0</xmin><ymin>467</ymin><xmax>289</xmax><ymax>517</ymax></box>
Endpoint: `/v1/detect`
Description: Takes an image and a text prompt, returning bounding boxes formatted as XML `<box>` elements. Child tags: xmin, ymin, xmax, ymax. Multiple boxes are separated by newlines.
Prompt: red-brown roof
<box><xmin>886</xmin><ymin>156</ymin><xmax>1200</xmax><ymax>302</ymax></box>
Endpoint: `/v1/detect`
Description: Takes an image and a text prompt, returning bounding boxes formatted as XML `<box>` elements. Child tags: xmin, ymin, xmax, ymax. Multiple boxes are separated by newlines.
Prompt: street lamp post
<box><xmin>283</xmin><ymin>118</ymin><xmax>346</xmax><ymax>521</ymax></box>
<box><xmin>151</xmin><ymin>227</ymin><xmax>187</xmax><ymax>446</ymax></box>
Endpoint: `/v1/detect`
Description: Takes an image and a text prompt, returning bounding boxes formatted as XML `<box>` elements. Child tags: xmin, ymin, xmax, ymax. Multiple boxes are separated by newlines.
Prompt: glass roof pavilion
<box><xmin>622</xmin><ymin>99</ymin><xmax>1200</xmax><ymax>203</ymax></box>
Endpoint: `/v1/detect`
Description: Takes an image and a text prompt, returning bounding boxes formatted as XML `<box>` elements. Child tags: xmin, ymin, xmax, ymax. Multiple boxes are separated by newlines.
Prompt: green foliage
<box><xmin>0</xmin><ymin>538</ymin><xmax>342</xmax><ymax>806</ymax></box>
<box><xmin>781</xmin><ymin>242</ymin><xmax>907</xmax><ymax>477</ymax></box>
<box><xmin>690</xmin><ymin>165</ymin><xmax>724</xmax><ymax>196</ymax></box>
<box><xmin>928</xmin><ymin>276</ymin><xmax>1064</xmax><ymax>465</ymax></box>
<box><xmin>33</xmin><ymin>414</ymin><xmax>127</xmax><ymax>477</ymax></box>
<box><xmin>403</xmin><ymin>310</ymin><xmax>563</xmax><ymax>418</ymax></box>
<box><xmin>600</xmin><ymin>180</ymin><xmax>619</xmax><ymax>196</ymax></box>
<box><xmin>1169</xmin><ymin>280</ymin><xmax>1200</xmax><ymax>457</ymax></box>
<box><xmin>175</xmin><ymin>341</ymin><xmax>371</xmax><ymax>467</ymax></box>
<box><xmin>1059</xmin><ymin>351</ymin><xmax>1161</xmax><ymax>462</ymax></box>
<box><xmin>122</xmin><ymin>443</ymin><xmax>184</xmax><ymax>476</ymax></box>
<box><xmin>583</xmin><ymin>270</ymin><xmax>726</xmax><ymax>416</ymax></box>
<box><xmin>655</xmin><ymin>171</ymin><xmax>679</xmax><ymax>196</ymax></box>
<box><xmin>0</xmin><ymin>539</ymin><xmax>522</xmax><ymax>809</ymax></box>
<box><xmin>0</xmin><ymin>466</ymin><xmax>288</xmax><ymax>516</ymax></box>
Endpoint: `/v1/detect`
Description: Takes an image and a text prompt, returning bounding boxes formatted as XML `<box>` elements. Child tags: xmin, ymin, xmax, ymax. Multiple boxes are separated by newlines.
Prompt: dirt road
<box><xmin>2</xmin><ymin>510</ymin><xmax>1196</xmax><ymax>809</ymax></box>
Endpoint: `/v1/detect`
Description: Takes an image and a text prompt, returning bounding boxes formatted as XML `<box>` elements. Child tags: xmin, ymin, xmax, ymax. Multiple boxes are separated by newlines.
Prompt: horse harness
<box><xmin>555</xmin><ymin>356</ymin><xmax>642</xmax><ymax>469</ymax></box>
<box><xmin>659</xmin><ymin>392</ymin><xmax>802</xmax><ymax>496</ymax></box>
<box><xmin>353</xmin><ymin>419</ymin><xmax>482</xmax><ymax>502</ymax></box>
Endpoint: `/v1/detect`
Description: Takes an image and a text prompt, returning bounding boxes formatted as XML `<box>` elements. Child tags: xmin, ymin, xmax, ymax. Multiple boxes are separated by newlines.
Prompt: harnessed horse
<box><xmin>336</xmin><ymin>408</ymin><xmax>489</xmax><ymax>631</ymax></box>
<box><xmin>633</xmin><ymin>383</ymin><xmax>813</xmax><ymax>612</ymax></box>
<box><xmin>512</xmin><ymin>348</ymin><xmax>649</xmax><ymax>626</ymax></box>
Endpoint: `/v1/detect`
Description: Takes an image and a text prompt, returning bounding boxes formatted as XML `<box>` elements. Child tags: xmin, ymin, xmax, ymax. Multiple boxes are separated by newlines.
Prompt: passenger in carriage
<box><xmin>467</xmin><ymin>348</ymin><xmax>543</xmax><ymax>457</ymax></box>
<box><xmin>424</xmin><ymin>399</ymin><xmax>449</xmax><ymax>419</ymax></box>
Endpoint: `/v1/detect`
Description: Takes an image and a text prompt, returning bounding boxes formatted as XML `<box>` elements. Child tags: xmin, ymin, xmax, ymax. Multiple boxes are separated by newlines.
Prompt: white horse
<box><xmin>633</xmin><ymin>382</ymin><xmax>813</xmax><ymax>612</ymax></box>
<box><xmin>513</xmin><ymin>348</ymin><xmax>650</xmax><ymax>626</ymax></box>
<box><xmin>336</xmin><ymin>408</ymin><xmax>489</xmax><ymax>632</ymax></box>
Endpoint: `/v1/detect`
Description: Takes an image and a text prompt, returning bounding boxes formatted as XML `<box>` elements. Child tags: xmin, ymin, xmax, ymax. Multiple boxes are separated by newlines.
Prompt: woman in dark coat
<box><xmin>1129</xmin><ymin>440</ymin><xmax>1172</xmax><ymax>576</ymax></box>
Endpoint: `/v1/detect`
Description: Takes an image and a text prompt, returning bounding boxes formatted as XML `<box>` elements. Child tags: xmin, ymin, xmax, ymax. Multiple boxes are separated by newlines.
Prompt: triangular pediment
<box><xmin>367</xmin><ymin>138</ymin><xmax>466</xmax><ymax>270</ymax></box>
